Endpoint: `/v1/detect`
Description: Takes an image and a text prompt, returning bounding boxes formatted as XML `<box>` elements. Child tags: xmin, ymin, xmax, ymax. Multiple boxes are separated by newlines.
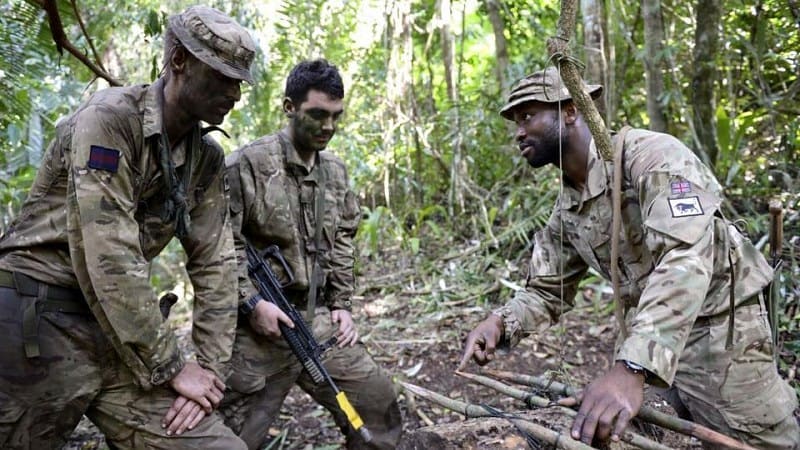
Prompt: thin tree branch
<box><xmin>42</xmin><ymin>0</ymin><xmax>121</xmax><ymax>86</ymax></box>
<box><xmin>69</xmin><ymin>0</ymin><xmax>106</xmax><ymax>72</ymax></box>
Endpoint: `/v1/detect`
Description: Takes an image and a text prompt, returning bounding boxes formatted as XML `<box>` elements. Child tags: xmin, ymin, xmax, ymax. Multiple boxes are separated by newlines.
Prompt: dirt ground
<box><xmin>65</xmin><ymin>247</ymin><xmax>797</xmax><ymax>449</ymax></box>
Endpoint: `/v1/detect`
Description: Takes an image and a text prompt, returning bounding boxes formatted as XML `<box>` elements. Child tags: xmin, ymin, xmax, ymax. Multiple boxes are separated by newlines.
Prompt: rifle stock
<box><xmin>245</xmin><ymin>243</ymin><xmax>372</xmax><ymax>442</ymax></box>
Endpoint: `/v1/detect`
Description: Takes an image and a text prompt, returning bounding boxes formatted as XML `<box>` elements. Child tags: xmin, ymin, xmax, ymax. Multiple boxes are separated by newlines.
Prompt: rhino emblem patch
<box><xmin>668</xmin><ymin>196</ymin><xmax>704</xmax><ymax>218</ymax></box>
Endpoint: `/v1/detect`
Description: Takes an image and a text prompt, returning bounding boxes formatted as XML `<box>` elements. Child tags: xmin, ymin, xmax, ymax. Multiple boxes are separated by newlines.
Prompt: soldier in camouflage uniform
<box><xmin>459</xmin><ymin>67</ymin><xmax>799</xmax><ymax>449</ymax></box>
<box><xmin>0</xmin><ymin>6</ymin><xmax>255</xmax><ymax>449</ymax></box>
<box><xmin>221</xmin><ymin>59</ymin><xmax>402</xmax><ymax>449</ymax></box>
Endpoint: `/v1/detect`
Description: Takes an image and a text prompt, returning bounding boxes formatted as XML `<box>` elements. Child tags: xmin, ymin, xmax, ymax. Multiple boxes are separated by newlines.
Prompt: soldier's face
<box><xmin>179</xmin><ymin>57</ymin><xmax>242</xmax><ymax>125</ymax></box>
<box><xmin>512</xmin><ymin>102</ymin><xmax>565</xmax><ymax>168</ymax></box>
<box><xmin>285</xmin><ymin>90</ymin><xmax>344</xmax><ymax>153</ymax></box>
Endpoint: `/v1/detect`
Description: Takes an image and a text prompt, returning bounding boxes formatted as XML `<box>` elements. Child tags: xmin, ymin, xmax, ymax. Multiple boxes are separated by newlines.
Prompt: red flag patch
<box><xmin>87</xmin><ymin>145</ymin><xmax>121</xmax><ymax>172</ymax></box>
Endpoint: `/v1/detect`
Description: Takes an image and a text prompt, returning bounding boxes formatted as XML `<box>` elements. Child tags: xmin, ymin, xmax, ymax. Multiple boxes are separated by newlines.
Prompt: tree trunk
<box><xmin>641</xmin><ymin>0</ymin><xmax>668</xmax><ymax>132</ymax></box>
<box><xmin>580</xmin><ymin>0</ymin><xmax>608</xmax><ymax>118</ymax></box>
<box><xmin>437</xmin><ymin>0</ymin><xmax>465</xmax><ymax>214</ymax></box>
<box><xmin>484</xmin><ymin>0</ymin><xmax>509</xmax><ymax>94</ymax></box>
<box><xmin>382</xmin><ymin>0</ymin><xmax>414</xmax><ymax>209</ymax></box>
<box><xmin>692</xmin><ymin>0</ymin><xmax>722</xmax><ymax>167</ymax></box>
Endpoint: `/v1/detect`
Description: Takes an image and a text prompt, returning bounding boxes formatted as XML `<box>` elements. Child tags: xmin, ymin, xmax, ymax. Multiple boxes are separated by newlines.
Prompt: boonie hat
<box><xmin>168</xmin><ymin>6</ymin><xmax>256</xmax><ymax>83</ymax></box>
<box><xmin>500</xmin><ymin>66</ymin><xmax>602</xmax><ymax>120</ymax></box>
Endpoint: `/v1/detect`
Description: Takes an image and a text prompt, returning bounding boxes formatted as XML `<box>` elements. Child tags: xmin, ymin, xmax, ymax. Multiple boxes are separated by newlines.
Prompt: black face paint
<box><xmin>179</xmin><ymin>57</ymin><xmax>242</xmax><ymax>125</ymax></box>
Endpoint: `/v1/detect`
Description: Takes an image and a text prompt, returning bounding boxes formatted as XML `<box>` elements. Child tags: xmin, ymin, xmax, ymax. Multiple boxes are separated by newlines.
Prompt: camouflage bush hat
<box><xmin>500</xmin><ymin>66</ymin><xmax>603</xmax><ymax>120</ymax></box>
<box><xmin>168</xmin><ymin>5</ymin><xmax>256</xmax><ymax>83</ymax></box>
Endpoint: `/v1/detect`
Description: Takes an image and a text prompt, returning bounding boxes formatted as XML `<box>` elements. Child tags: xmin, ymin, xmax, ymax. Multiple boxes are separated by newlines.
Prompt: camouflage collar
<box><xmin>559</xmin><ymin>138</ymin><xmax>609</xmax><ymax>211</ymax></box>
<box><xmin>142</xmin><ymin>78</ymin><xmax>164</xmax><ymax>139</ymax></box>
<box><xmin>143</xmin><ymin>78</ymin><xmax>191</xmax><ymax>168</ymax></box>
<box><xmin>279</xmin><ymin>127</ymin><xmax>317</xmax><ymax>177</ymax></box>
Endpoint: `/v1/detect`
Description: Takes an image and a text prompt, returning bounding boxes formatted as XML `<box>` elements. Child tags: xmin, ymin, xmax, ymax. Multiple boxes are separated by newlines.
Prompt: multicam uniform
<box><xmin>221</xmin><ymin>129</ymin><xmax>402</xmax><ymax>450</ymax></box>
<box><xmin>494</xmin><ymin>128</ymin><xmax>799</xmax><ymax>449</ymax></box>
<box><xmin>0</xmin><ymin>79</ymin><xmax>244</xmax><ymax>449</ymax></box>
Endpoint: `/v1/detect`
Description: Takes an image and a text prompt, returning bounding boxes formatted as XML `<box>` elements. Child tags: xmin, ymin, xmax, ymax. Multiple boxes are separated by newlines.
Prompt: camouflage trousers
<box><xmin>220</xmin><ymin>306</ymin><xmax>402</xmax><ymax>450</ymax></box>
<box><xmin>0</xmin><ymin>286</ymin><xmax>246</xmax><ymax>450</ymax></box>
<box><xmin>657</xmin><ymin>295</ymin><xmax>799</xmax><ymax>449</ymax></box>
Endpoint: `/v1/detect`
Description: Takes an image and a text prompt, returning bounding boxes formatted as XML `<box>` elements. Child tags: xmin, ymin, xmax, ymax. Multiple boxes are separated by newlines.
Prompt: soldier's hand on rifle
<box><xmin>331</xmin><ymin>309</ymin><xmax>358</xmax><ymax>347</ymax></box>
<box><xmin>563</xmin><ymin>361</ymin><xmax>644</xmax><ymax>445</ymax></box>
<box><xmin>162</xmin><ymin>395</ymin><xmax>207</xmax><ymax>436</ymax></box>
<box><xmin>457</xmin><ymin>314</ymin><xmax>504</xmax><ymax>371</ymax></box>
<box><xmin>249</xmin><ymin>300</ymin><xmax>294</xmax><ymax>338</ymax></box>
<box><xmin>168</xmin><ymin>361</ymin><xmax>226</xmax><ymax>413</ymax></box>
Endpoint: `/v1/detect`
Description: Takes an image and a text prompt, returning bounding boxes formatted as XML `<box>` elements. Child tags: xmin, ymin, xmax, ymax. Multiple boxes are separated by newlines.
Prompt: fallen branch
<box><xmin>456</xmin><ymin>371</ymin><xmax>672</xmax><ymax>450</ymax></box>
<box><xmin>399</xmin><ymin>381</ymin><xmax>596</xmax><ymax>450</ymax></box>
<box><xmin>483</xmin><ymin>369</ymin><xmax>757</xmax><ymax>450</ymax></box>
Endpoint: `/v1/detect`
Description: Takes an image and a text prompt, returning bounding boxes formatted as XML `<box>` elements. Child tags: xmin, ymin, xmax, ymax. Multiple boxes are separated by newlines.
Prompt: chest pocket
<box><xmin>565</xmin><ymin>197</ymin><xmax>613</xmax><ymax>279</ymax></box>
<box><xmin>566</xmin><ymin>191</ymin><xmax>652</xmax><ymax>306</ymax></box>
<box><xmin>253</xmin><ymin>169</ymin><xmax>295</xmax><ymax>247</ymax></box>
<box><xmin>320</xmin><ymin>181</ymin><xmax>340</xmax><ymax>251</ymax></box>
<box><xmin>134</xmin><ymin>171</ymin><xmax>201</xmax><ymax>259</ymax></box>
<box><xmin>135</xmin><ymin>176</ymin><xmax>176</xmax><ymax>259</ymax></box>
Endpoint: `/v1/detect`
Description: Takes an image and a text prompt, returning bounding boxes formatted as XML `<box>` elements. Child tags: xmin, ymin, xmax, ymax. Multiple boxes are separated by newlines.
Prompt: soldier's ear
<box><xmin>283</xmin><ymin>97</ymin><xmax>295</xmax><ymax>118</ymax></box>
<box><xmin>170</xmin><ymin>46</ymin><xmax>189</xmax><ymax>74</ymax></box>
<box><xmin>562</xmin><ymin>103</ymin><xmax>578</xmax><ymax>125</ymax></box>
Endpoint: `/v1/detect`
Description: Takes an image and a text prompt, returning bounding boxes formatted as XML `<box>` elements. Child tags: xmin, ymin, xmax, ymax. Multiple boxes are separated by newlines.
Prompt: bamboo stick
<box><xmin>482</xmin><ymin>369</ymin><xmax>757</xmax><ymax>450</ymax></box>
<box><xmin>399</xmin><ymin>381</ymin><xmax>595</xmax><ymax>450</ymax></box>
<box><xmin>456</xmin><ymin>371</ymin><xmax>672</xmax><ymax>450</ymax></box>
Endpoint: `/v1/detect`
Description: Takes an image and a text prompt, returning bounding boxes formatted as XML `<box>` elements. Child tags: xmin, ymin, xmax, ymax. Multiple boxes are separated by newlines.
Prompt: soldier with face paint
<box><xmin>0</xmin><ymin>6</ymin><xmax>254</xmax><ymax>449</ymax></box>
<box><xmin>459</xmin><ymin>67</ymin><xmax>800</xmax><ymax>449</ymax></box>
<box><xmin>221</xmin><ymin>59</ymin><xmax>403</xmax><ymax>450</ymax></box>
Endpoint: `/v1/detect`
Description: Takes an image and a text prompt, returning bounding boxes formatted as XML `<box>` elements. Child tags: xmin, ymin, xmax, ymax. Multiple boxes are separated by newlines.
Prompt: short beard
<box><xmin>525</xmin><ymin>118</ymin><xmax>566</xmax><ymax>168</ymax></box>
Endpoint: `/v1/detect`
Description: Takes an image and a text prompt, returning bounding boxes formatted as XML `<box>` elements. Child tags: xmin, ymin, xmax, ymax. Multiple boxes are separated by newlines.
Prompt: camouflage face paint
<box><xmin>289</xmin><ymin>90</ymin><xmax>344</xmax><ymax>154</ymax></box>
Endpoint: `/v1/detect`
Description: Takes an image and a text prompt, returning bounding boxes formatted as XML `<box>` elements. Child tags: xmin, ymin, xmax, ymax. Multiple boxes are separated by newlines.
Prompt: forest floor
<box><xmin>66</xmin><ymin>242</ymin><xmax>798</xmax><ymax>450</ymax></box>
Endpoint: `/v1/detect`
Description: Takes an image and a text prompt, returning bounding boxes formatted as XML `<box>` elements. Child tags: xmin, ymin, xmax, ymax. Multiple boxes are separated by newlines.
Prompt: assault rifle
<box><xmin>245</xmin><ymin>243</ymin><xmax>372</xmax><ymax>443</ymax></box>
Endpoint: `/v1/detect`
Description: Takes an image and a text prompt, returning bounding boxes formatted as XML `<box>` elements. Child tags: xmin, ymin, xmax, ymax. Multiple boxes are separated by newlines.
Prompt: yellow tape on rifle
<box><xmin>336</xmin><ymin>392</ymin><xmax>364</xmax><ymax>429</ymax></box>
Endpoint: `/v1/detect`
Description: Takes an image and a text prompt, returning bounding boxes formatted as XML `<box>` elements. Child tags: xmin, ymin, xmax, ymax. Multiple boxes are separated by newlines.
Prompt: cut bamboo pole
<box><xmin>399</xmin><ymin>381</ymin><xmax>596</xmax><ymax>450</ymax></box>
<box><xmin>456</xmin><ymin>371</ymin><xmax>672</xmax><ymax>450</ymax></box>
<box><xmin>483</xmin><ymin>369</ymin><xmax>757</xmax><ymax>450</ymax></box>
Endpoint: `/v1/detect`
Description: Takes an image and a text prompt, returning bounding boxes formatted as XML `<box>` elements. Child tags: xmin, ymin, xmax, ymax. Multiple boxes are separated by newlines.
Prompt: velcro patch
<box><xmin>88</xmin><ymin>145</ymin><xmax>121</xmax><ymax>172</ymax></box>
<box><xmin>670</xmin><ymin>180</ymin><xmax>692</xmax><ymax>195</ymax></box>
<box><xmin>668</xmin><ymin>196</ymin><xmax>704</xmax><ymax>217</ymax></box>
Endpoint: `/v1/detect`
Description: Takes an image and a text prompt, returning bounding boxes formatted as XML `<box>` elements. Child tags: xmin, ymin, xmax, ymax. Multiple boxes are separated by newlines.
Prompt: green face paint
<box><xmin>289</xmin><ymin>89</ymin><xmax>344</xmax><ymax>154</ymax></box>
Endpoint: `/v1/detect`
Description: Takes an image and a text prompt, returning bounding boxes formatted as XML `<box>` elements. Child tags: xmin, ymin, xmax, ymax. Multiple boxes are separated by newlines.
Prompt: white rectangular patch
<box><xmin>668</xmin><ymin>196</ymin><xmax>704</xmax><ymax>217</ymax></box>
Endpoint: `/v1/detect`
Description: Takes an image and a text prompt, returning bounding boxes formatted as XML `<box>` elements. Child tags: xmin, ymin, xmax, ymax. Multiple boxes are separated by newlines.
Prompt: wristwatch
<box><xmin>238</xmin><ymin>294</ymin><xmax>263</xmax><ymax>316</ymax></box>
<box><xmin>620</xmin><ymin>360</ymin><xmax>647</xmax><ymax>379</ymax></box>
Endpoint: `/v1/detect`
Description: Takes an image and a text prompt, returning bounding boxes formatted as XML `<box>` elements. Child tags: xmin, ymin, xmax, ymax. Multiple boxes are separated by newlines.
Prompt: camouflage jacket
<box><xmin>0</xmin><ymin>80</ymin><xmax>239</xmax><ymax>389</ymax></box>
<box><xmin>495</xmin><ymin>128</ymin><xmax>774</xmax><ymax>386</ymax></box>
<box><xmin>226</xmin><ymin>129</ymin><xmax>361</xmax><ymax>312</ymax></box>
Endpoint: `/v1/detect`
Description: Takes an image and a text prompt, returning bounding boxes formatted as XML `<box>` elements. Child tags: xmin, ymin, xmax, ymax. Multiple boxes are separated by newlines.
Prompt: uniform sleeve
<box><xmin>225</xmin><ymin>152</ymin><xmax>260</xmax><ymax>306</ymax></box>
<box><xmin>615</xmin><ymin>133</ymin><xmax>721</xmax><ymax>387</ymax></box>
<box><xmin>326</xmin><ymin>169</ymin><xmax>360</xmax><ymax>312</ymax></box>
<box><xmin>180</xmin><ymin>149</ymin><xmax>239</xmax><ymax>381</ymax></box>
<box><xmin>496</xmin><ymin>212</ymin><xmax>589</xmax><ymax>349</ymax></box>
<box><xmin>66</xmin><ymin>105</ymin><xmax>183</xmax><ymax>389</ymax></box>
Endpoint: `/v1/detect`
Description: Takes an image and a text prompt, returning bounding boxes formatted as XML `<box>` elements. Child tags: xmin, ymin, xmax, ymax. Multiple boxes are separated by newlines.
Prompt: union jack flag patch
<box><xmin>87</xmin><ymin>145</ymin><xmax>121</xmax><ymax>173</ymax></box>
<box><xmin>670</xmin><ymin>180</ymin><xmax>692</xmax><ymax>195</ymax></box>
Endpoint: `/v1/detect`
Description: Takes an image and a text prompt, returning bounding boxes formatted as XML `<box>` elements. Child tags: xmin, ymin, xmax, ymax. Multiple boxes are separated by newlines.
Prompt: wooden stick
<box><xmin>482</xmin><ymin>369</ymin><xmax>757</xmax><ymax>450</ymax></box>
<box><xmin>456</xmin><ymin>371</ymin><xmax>672</xmax><ymax>450</ymax></box>
<box><xmin>399</xmin><ymin>381</ymin><xmax>596</xmax><ymax>450</ymax></box>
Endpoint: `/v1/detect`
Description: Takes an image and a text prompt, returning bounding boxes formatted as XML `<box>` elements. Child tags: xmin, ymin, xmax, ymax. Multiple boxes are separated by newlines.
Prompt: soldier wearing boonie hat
<box><xmin>500</xmin><ymin>66</ymin><xmax>602</xmax><ymax>120</ymax></box>
<box><xmin>461</xmin><ymin>65</ymin><xmax>800</xmax><ymax>448</ymax></box>
<box><xmin>168</xmin><ymin>5</ymin><xmax>256</xmax><ymax>83</ymax></box>
<box><xmin>0</xmin><ymin>5</ymin><xmax>253</xmax><ymax>449</ymax></box>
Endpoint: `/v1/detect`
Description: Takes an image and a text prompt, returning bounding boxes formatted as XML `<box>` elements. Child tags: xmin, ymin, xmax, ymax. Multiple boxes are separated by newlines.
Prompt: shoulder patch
<box><xmin>88</xmin><ymin>145</ymin><xmax>121</xmax><ymax>172</ymax></box>
<box><xmin>668</xmin><ymin>196</ymin><xmax>703</xmax><ymax>217</ymax></box>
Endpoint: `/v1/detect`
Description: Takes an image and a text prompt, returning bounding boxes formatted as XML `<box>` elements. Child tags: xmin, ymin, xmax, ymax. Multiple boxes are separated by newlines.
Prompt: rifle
<box><xmin>244</xmin><ymin>243</ymin><xmax>372</xmax><ymax>443</ymax></box>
